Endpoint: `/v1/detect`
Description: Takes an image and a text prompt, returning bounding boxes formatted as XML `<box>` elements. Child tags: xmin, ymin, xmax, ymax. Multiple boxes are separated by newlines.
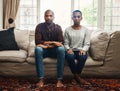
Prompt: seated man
<box><xmin>35</xmin><ymin>9</ymin><xmax>65</xmax><ymax>87</ymax></box>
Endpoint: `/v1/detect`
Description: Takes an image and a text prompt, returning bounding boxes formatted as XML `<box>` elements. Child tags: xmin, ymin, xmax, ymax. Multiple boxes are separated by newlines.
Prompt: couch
<box><xmin>0</xmin><ymin>29</ymin><xmax>120</xmax><ymax>78</ymax></box>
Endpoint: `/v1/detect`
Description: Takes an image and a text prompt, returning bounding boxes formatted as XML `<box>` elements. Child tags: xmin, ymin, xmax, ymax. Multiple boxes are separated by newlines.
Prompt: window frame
<box><xmin>16</xmin><ymin>0</ymin><xmax>120</xmax><ymax>31</ymax></box>
<box><xmin>97</xmin><ymin>0</ymin><xmax>105</xmax><ymax>29</ymax></box>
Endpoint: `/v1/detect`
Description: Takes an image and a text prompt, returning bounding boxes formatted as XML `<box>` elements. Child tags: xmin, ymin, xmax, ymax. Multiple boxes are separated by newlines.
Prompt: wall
<box><xmin>0</xmin><ymin>0</ymin><xmax>3</xmax><ymax>29</ymax></box>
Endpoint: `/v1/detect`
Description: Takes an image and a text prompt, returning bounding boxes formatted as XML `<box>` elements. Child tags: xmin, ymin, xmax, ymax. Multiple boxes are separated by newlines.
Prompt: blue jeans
<box><xmin>35</xmin><ymin>46</ymin><xmax>65</xmax><ymax>80</ymax></box>
<box><xmin>65</xmin><ymin>51</ymin><xmax>87</xmax><ymax>74</ymax></box>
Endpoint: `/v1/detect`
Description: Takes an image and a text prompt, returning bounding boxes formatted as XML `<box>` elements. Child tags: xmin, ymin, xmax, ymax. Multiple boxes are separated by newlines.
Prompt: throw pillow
<box><xmin>89</xmin><ymin>31</ymin><xmax>110</xmax><ymax>61</ymax></box>
<box><xmin>14</xmin><ymin>30</ymin><xmax>29</xmax><ymax>51</ymax></box>
<box><xmin>0</xmin><ymin>27</ymin><xmax>19</xmax><ymax>51</ymax></box>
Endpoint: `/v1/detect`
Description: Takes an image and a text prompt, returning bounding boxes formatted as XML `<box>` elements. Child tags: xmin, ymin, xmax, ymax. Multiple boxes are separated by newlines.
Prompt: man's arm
<box><xmin>43</xmin><ymin>41</ymin><xmax>63</xmax><ymax>47</ymax></box>
<box><xmin>37</xmin><ymin>43</ymin><xmax>56</xmax><ymax>48</ymax></box>
<box><xmin>43</xmin><ymin>24</ymin><xmax>63</xmax><ymax>47</ymax></box>
<box><xmin>52</xmin><ymin>41</ymin><xmax>63</xmax><ymax>46</ymax></box>
<box><xmin>35</xmin><ymin>24</ymin><xmax>45</xmax><ymax>45</ymax></box>
<box><xmin>37</xmin><ymin>44</ymin><xmax>48</xmax><ymax>49</ymax></box>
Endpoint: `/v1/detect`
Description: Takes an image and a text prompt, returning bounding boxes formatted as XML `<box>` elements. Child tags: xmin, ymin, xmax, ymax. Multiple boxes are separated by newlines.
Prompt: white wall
<box><xmin>0</xmin><ymin>0</ymin><xmax>3</xmax><ymax>29</ymax></box>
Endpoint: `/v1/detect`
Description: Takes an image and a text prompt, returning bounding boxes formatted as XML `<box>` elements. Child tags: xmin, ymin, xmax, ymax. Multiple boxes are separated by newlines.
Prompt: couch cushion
<box><xmin>0</xmin><ymin>49</ymin><xmax>27</xmax><ymax>62</ymax></box>
<box><xmin>85</xmin><ymin>56</ymin><xmax>103</xmax><ymax>66</ymax></box>
<box><xmin>27</xmin><ymin>57</ymin><xmax>57</xmax><ymax>64</ymax></box>
<box><xmin>14</xmin><ymin>30</ymin><xmax>29</xmax><ymax>51</ymax></box>
<box><xmin>89</xmin><ymin>30</ymin><xmax>110</xmax><ymax>61</ymax></box>
<box><xmin>27</xmin><ymin>56</ymin><xmax>103</xmax><ymax>66</ymax></box>
<box><xmin>0</xmin><ymin>27</ymin><xmax>19</xmax><ymax>51</ymax></box>
<box><xmin>28</xmin><ymin>40</ymin><xmax>35</xmax><ymax>57</ymax></box>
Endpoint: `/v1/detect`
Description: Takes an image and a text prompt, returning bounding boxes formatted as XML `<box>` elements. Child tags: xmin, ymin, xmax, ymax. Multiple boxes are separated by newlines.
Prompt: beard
<box><xmin>45</xmin><ymin>19</ymin><xmax>53</xmax><ymax>24</ymax></box>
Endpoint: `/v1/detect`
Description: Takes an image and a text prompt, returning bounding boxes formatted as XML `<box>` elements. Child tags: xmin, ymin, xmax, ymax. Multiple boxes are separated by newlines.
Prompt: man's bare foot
<box><xmin>36</xmin><ymin>79</ymin><xmax>44</xmax><ymax>87</ymax></box>
<box><xmin>56</xmin><ymin>80</ymin><xmax>64</xmax><ymax>87</ymax></box>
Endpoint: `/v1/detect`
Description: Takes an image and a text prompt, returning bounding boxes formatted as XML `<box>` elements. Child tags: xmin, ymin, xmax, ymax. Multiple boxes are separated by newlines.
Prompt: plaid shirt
<box><xmin>35</xmin><ymin>22</ymin><xmax>64</xmax><ymax>45</ymax></box>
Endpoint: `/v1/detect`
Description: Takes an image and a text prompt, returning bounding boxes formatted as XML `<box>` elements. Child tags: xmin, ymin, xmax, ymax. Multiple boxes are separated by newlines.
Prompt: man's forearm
<box><xmin>37</xmin><ymin>44</ymin><xmax>48</xmax><ymax>48</ymax></box>
<box><xmin>53</xmin><ymin>41</ymin><xmax>63</xmax><ymax>46</ymax></box>
<box><xmin>37</xmin><ymin>43</ymin><xmax>56</xmax><ymax>48</ymax></box>
<box><xmin>43</xmin><ymin>41</ymin><xmax>54</xmax><ymax>45</ymax></box>
<box><xmin>42</xmin><ymin>41</ymin><xmax>63</xmax><ymax>47</ymax></box>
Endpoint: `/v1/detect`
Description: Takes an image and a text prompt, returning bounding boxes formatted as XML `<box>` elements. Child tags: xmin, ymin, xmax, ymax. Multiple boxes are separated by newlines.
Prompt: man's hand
<box><xmin>37</xmin><ymin>44</ymin><xmax>48</xmax><ymax>49</ymax></box>
<box><xmin>79</xmin><ymin>50</ymin><xmax>86</xmax><ymax>55</ymax></box>
<box><xmin>47</xmin><ymin>44</ymin><xmax>55</xmax><ymax>48</ymax></box>
<box><xmin>43</xmin><ymin>41</ymin><xmax>53</xmax><ymax>45</ymax></box>
<box><xmin>53</xmin><ymin>41</ymin><xmax>63</xmax><ymax>47</ymax></box>
<box><xmin>42</xmin><ymin>41</ymin><xmax>63</xmax><ymax>48</ymax></box>
<box><xmin>44</xmin><ymin>41</ymin><xmax>63</xmax><ymax>47</ymax></box>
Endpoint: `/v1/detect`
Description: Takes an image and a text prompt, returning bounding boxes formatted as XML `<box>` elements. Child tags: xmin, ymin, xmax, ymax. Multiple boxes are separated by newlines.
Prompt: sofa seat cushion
<box><xmin>27</xmin><ymin>57</ymin><xmax>57</xmax><ymax>64</ymax></box>
<box><xmin>27</xmin><ymin>56</ymin><xmax>103</xmax><ymax>67</ymax></box>
<box><xmin>85</xmin><ymin>56</ymin><xmax>103</xmax><ymax>66</ymax></box>
<box><xmin>0</xmin><ymin>49</ymin><xmax>27</xmax><ymax>62</ymax></box>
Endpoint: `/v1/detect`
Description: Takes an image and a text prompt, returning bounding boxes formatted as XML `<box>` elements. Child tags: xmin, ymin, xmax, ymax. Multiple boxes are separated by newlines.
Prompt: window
<box><xmin>16</xmin><ymin>0</ymin><xmax>120</xmax><ymax>31</ymax></box>
<box><xmin>39</xmin><ymin>0</ymin><xmax>71</xmax><ymax>31</ymax></box>
<box><xmin>74</xmin><ymin>0</ymin><xmax>98</xmax><ymax>30</ymax></box>
<box><xmin>16</xmin><ymin>0</ymin><xmax>37</xmax><ymax>30</ymax></box>
<box><xmin>16</xmin><ymin>0</ymin><xmax>71</xmax><ymax>30</ymax></box>
<box><xmin>104</xmin><ymin>0</ymin><xmax>120</xmax><ymax>31</ymax></box>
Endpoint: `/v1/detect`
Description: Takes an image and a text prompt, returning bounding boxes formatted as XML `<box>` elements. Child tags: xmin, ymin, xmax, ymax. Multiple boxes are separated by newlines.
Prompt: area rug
<box><xmin>0</xmin><ymin>76</ymin><xmax>120</xmax><ymax>91</ymax></box>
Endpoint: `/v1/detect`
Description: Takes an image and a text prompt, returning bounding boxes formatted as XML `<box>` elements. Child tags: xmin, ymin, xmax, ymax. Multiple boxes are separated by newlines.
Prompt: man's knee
<box><xmin>35</xmin><ymin>47</ymin><xmax>43</xmax><ymax>54</ymax></box>
<box><xmin>57</xmin><ymin>47</ymin><xmax>65</xmax><ymax>53</ymax></box>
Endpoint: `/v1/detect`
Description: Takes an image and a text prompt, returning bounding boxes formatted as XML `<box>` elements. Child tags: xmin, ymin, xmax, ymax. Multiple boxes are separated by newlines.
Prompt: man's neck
<box><xmin>45</xmin><ymin>22</ymin><xmax>53</xmax><ymax>26</ymax></box>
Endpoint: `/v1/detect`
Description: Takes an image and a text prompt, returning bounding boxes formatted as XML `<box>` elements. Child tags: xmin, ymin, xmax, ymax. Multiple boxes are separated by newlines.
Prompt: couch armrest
<box><xmin>104</xmin><ymin>31</ymin><xmax>120</xmax><ymax>68</ymax></box>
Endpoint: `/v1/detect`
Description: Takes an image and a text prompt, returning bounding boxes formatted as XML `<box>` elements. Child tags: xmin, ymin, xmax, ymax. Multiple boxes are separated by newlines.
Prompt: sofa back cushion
<box><xmin>28</xmin><ymin>40</ymin><xmax>35</xmax><ymax>57</ymax></box>
<box><xmin>89</xmin><ymin>30</ymin><xmax>110</xmax><ymax>61</ymax></box>
<box><xmin>14</xmin><ymin>30</ymin><xmax>29</xmax><ymax>51</ymax></box>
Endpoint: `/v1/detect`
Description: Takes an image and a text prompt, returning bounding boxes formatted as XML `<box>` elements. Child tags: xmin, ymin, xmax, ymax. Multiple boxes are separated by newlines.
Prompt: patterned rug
<box><xmin>0</xmin><ymin>76</ymin><xmax>120</xmax><ymax>91</ymax></box>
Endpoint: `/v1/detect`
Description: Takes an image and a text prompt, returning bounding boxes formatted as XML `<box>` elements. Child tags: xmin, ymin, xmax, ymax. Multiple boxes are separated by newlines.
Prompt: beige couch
<box><xmin>0</xmin><ymin>29</ymin><xmax>120</xmax><ymax>78</ymax></box>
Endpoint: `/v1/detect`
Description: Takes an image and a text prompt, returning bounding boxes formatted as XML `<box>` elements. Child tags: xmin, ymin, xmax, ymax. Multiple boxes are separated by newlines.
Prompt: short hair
<box><xmin>44</xmin><ymin>9</ymin><xmax>54</xmax><ymax>16</ymax></box>
<box><xmin>72</xmin><ymin>10</ymin><xmax>82</xmax><ymax>16</ymax></box>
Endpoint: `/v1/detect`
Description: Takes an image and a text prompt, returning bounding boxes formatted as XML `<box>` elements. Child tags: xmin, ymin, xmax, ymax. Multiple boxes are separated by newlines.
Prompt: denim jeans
<box><xmin>35</xmin><ymin>46</ymin><xmax>65</xmax><ymax>80</ymax></box>
<box><xmin>65</xmin><ymin>51</ymin><xmax>87</xmax><ymax>74</ymax></box>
